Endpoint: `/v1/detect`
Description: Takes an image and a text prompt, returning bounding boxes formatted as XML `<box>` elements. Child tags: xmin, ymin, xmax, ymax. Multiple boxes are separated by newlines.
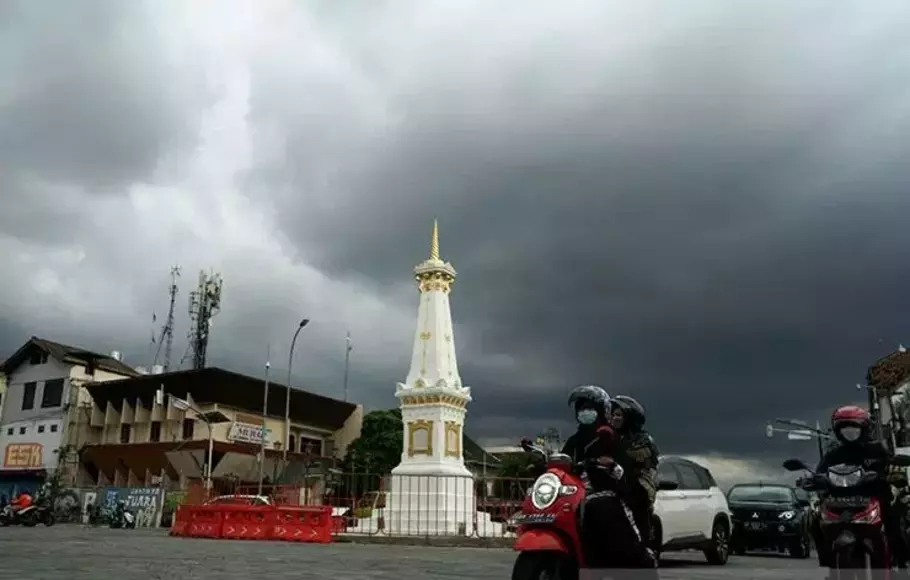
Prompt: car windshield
<box><xmin>728</xmin><ymin>486</ymin><xmax>793</xmax><ymax>503</ymax></box>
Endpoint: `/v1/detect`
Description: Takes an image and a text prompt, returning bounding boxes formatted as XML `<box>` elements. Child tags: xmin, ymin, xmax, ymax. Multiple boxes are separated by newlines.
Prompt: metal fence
<box><xmin>323</xmin><ymin>473</ymin><xmax>533</xmax><ymax>538</ymax></box>
<box><xmin>172</xmin><ymin>472</ymin><xmax>533</xmax><ymax>537</ymax></box>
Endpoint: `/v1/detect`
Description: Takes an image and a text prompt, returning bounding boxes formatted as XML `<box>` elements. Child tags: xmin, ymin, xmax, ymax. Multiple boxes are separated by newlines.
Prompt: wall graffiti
<box><xmin>102</xmin><ymin>487</ymin><xmax>164</xmax><ymax>528</ymax></box>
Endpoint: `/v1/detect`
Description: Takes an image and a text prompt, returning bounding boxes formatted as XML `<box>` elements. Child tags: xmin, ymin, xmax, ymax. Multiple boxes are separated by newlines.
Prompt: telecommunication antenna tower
<box><xmin>153</xmin><ymin>266</ymin><xmax>181</xmax><ymax>372</ymax></box>
<box><xmin>185</xmin><ymin>270</ymin><xmax>224</xmax><ymax>370</ymax></box>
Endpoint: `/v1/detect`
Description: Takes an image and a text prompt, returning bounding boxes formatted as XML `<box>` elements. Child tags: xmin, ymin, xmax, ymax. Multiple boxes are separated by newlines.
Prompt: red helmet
<box><xmin>831</xmin><ymin>405</ymin><xmax>871</xmax><ymax>443</ymax></box>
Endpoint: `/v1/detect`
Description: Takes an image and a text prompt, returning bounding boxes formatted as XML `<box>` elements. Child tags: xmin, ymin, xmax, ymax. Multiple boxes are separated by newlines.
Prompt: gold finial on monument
<box><xmin>430</xmin><ymin>219</ymin><xmax>440</xmax><ymax>261</ymax></box>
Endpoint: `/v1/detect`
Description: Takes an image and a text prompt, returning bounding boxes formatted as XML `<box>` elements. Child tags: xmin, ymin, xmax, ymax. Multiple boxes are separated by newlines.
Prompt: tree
<box><xmin>340</xmin><ymin>408</ymin><xmax>403</xmax><ymax>476</ymax></box>
<box><xmin>492</xmin><ymin>453</ymin><xmax>537</xmax><ymax>498</ymax></box>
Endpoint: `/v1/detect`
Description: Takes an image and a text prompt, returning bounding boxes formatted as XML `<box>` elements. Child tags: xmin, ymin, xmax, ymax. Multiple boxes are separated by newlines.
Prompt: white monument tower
<box><xmin>383</xmin><ymin>220</ymin><xmax>492</xmax><ymax>535</ymax></box>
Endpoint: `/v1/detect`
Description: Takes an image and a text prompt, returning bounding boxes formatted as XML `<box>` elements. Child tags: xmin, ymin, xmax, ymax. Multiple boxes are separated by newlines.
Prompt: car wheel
<box><xmin>703</xmin><ymin>518</ymin><xmax>730</xmax><ymax>565</ymax></box>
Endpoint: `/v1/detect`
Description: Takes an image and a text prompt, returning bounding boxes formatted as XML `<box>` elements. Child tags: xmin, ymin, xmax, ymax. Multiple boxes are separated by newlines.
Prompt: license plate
<box><xmin>745</xmin><ymin>522</ymin><xmax>765</xmax><ymax>531</ymax></box>
<box><xmin>512</xmin><ymin>513</ymin><xmax>557</xmax><ymax>525</ymax></box>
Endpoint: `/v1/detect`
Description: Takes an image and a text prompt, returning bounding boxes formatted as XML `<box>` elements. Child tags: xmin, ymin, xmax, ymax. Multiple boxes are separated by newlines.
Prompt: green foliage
<box><xmin>492</xmin><ymin>453</ymin><xmax>538</xmax><ymax>498</ymax></box>
<box><xmin>341</xmin><ymin>409</ymin><xmax>403</xmax><ymax>476</ymax></box>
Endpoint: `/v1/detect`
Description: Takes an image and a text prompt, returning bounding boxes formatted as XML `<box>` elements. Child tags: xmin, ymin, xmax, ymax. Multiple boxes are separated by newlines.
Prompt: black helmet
<box><xmin>568</xmin><ymin>385</ymin><xmax>610</xmax><ymax>417</ymax></box>
<box><xmin>612</xmin><ymin>395</ymin><xmax>646</xmax><ymax>430</ymax></box>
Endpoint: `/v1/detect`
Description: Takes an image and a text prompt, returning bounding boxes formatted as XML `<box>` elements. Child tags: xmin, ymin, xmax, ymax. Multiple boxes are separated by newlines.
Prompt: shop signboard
<box><xmin>227</xmin><ymin>421</ymin><xmax>271</xmax><ymax>445</ymax></box>
<box><xmin>3</xmin><ymin>443</ymin><xmax>42</xmax><ymax>468</ymax></box>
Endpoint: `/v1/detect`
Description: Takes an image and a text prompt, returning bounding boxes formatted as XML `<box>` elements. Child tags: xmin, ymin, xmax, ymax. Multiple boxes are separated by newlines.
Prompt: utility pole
<box><xmin>258</xmin><ymin>346</ymin><xmax>271</xmax><ymax>496</ymax></box>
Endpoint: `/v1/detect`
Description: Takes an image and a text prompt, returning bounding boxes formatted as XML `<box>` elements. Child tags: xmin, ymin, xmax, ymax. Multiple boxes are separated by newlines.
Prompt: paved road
<box><xmin>0</xmin><ymin>526</ymin><xmax>824</xmax><ymax>580</ymax></box>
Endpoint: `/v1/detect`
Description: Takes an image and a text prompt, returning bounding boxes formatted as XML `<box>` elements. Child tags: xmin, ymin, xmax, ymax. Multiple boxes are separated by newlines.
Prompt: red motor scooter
<box><xmin>511</xmin><ymin>427</ymin><xmax>675</xmax><ymax>580</ymax></box>
<box><xmin>784</xmin><ymin>454</ymin><xmax>910</xmax><ymax>580</ymax></box>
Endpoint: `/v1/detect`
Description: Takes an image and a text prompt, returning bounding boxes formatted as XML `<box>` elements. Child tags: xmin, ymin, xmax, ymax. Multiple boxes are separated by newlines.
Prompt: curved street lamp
<box><xmin>283</xmin><ymin>319</ymin><xmax>310</xmax><ymax>467</ymax></box>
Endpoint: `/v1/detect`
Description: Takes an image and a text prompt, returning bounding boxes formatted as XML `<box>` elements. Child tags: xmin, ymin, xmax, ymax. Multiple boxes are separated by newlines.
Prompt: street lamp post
<box><xmin>284</xmin><ymin>319</ymin><xmax>310</xmax><ymax>468</ymax></box>
<box><xmin>765</xmin><ymin>418</ymin><xmax>830</xmax><ymax>460</ymax></box>
<box><xmin>157</xmin><ymin>389</ymin><xmax>229</xmax><ymax>497</ymax></box>
<box><xmin>259</xmin><ymin>354</ymin><xmax>271</xmax><ymax>496</ymax></box>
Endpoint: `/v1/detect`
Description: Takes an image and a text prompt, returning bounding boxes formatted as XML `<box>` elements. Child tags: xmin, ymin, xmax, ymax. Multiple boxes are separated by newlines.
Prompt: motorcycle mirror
<box><xmin>783</xmin><ymin>458</ymin><xmax>809</xmax><ymax>472</ymax></box>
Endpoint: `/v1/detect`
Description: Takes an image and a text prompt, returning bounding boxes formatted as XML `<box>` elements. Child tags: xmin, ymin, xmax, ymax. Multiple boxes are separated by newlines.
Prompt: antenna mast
<box><xmin>162</xmin><ymin>266</ymin><xmax>180</xmax><ymax>371</ymax></box>
<box><xmin>152</xmin><ymin>265</ymin><xmax>181</xmax><ymax>371</ymax></box>
<box><xmin>185</xmin><ymin>270</ymin><xmax>223</xmax><ymax>370</ymax></box>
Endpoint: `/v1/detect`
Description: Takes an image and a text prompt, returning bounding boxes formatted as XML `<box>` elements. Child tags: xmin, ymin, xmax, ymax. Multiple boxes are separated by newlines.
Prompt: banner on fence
<box><xmin>103</xmin><ymin>487</ymin><xmax>165</xmax><ymax>528</ymax></box>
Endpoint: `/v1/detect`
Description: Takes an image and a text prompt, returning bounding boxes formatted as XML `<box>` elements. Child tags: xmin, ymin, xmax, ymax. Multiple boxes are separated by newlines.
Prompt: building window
<box><xmin>41</xmin><ymin>379</ymin><xmax>64</xmax><ymax>408</ymax></box>
<box><xmin>182</xmin><ymin>419</ymin><xmax>195</xmax><ymax>440</ymax></box>
<box><xmin>50</xmin><ymin>424</ymin><xmax>58</xmax><ymax>433</ymax></box>
<box><xmin>38</xmin><ymin>425</ymin><xmax>45</xmax><ymax>433</ymax></box>
<box><xmin>120</xmin><ymin>424</ymin><xmax>131</xmax><ymax>444</ymax></box>
<box><xmin>300</xmin><ymin>437</ymin><xmax>322</xmax><ymax>456</ymax></box>
<box><xmin>29</xmin><ymin>351</ymin><xmax>48</xmax><ymax>365</ymax></box>
<box><xmin>21</xmin><ymin>382</ymin><xmax>36</xmax><ymax>410</ymax></box>
<box><xmin>5</xmin><ymin>428</ymin><xmax>12</xmax><ymax>436</ymax></box>
<box><xmin>150</xmin><ymin>421</ymin><xmax>162</xmax><ymax>442</ymax></box>
<box><xmin>19</xmin><ymin>427</ymin><xmax>26</xmax><ymax>435</ymax></box>
<box><xmin>288</xmin><ymin>435</ymin><xmax>297</xmax><ymax>453</ymax></box>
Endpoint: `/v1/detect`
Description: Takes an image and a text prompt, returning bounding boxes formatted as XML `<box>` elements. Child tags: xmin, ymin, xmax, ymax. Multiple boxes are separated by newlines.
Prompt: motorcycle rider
<box><xmin>5</xmin><ymin>491</ymin><xmax>33</xmax><ymax>518</ymax></box>
<box><xmin>558</xmin><ymin>385</ymin><xmax>656</xmax><ymax>569</ymax></box>
<box><xmin>611</xmin><ymin>395</ymin><xmax>660</xmax><ymax>548</ymax></box>
<box><xmin>811</xmin><ymin>405</ymin><xmax>908</xmax><ymax>568</ymax></box>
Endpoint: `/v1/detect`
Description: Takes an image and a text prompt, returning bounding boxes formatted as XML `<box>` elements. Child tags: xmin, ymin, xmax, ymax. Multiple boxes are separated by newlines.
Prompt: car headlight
<box><xmin>778</xmin><ymin>511</ymin><xmax>795</xmax><ymax>520</ymax></box>
<box><xmin>531</xmin><ymin>473</ymin><xmax>561</xmax><ymax>510</ymax></box>
<box><xmin>828</xmin><ymin>469</ymin><xmax>862</xmax><ymax>488</ymax></box>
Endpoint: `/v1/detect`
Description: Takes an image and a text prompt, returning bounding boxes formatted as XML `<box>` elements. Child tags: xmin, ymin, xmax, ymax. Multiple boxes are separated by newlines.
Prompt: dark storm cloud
<box><xmin>5</xmin><ymin>0</ymin><xmax>910</xmax><ymax>465</ymax></box>
<box><xmin>0</xmin><ymin>1</ymin><xmax>205</xmax><ymax>192</ymax></box>
<box><xmin>252</xmin><ymin>2</ymin><xmax>910</xmax><ymax>455</ymax></box>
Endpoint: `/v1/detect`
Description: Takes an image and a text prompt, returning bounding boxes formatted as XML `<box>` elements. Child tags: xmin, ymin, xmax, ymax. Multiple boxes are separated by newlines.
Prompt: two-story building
<box><xmin>0</xmin><ymin>337</ymin><xmax>140</xmax><ymax>497</ymax></box>
<box><xmin>79</xmin><ymin>367</ymin><xmax>363</xmax><ymax>499</ymax></box>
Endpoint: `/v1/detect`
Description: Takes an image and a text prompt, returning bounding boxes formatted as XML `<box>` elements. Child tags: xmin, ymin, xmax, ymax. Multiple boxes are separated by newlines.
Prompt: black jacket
<box><xmin>815</xmin><ymin>439</ymin><xmax>890</xmax><ymax>476</ymax></box>
<box><xmin>561</xmin><ymin>426</ymin><xmax>613</xmax><ymax>464</ymax></box>
<box><xmin>560</xmin><ymin>426</ymin><xmax>617</xmax><ymax>491</ymax></box>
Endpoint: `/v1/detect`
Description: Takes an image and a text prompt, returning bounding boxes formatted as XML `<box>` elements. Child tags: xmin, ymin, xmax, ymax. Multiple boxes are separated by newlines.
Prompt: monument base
<box><xmin>362</xmin><ymin>467</ymin><xmax>503</xmax><ymax>537</ymax></box>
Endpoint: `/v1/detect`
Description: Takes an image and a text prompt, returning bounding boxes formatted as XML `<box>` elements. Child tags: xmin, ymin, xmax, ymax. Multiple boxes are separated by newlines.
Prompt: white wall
<box><xmin>0</xmin><ymin>357</ymin><xmax>72</xmax><ymax>470</ymax></box>
<box><xmin>0</xmin><ymin>417</ymin><xmax>65</xmax><ymax>470</ymax></box>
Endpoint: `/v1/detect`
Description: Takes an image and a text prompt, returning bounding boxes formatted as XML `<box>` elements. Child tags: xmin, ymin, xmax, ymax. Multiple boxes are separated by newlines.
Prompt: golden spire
<box><xmin>430</xmin><ymin>219</ymin><xmax>440</xmax><ymax>261</ymax></box>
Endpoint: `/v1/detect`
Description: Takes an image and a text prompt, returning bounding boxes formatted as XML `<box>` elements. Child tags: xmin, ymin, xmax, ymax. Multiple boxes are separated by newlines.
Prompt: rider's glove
<box><xmin>610</xmin><ymin>463</ymin><xmax>624</xmax><ymax>481</ymax></box>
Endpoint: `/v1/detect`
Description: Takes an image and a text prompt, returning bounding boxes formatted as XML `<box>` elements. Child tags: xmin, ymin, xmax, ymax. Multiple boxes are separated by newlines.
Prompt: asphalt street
<box><xmin>0</xmin><ymin>526</ymin><xmax>824</xmax><ymax>580</ymax></box>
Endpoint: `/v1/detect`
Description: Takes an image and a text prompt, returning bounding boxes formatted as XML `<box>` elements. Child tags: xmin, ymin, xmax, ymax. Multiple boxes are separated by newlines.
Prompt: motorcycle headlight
<box><xmin>531</xmin><ymin>473</ymin><xmax>561</xmax><ymax>510</ymax></box>
<box><xmin>828</xmin><ymin>469</ymin><xmax>862</xmax><ymax>488</ymax></box>
<box><xmin>779</xmin><ymin>511</ymin><xmax>795</xmax><ymax>520</ymax></box>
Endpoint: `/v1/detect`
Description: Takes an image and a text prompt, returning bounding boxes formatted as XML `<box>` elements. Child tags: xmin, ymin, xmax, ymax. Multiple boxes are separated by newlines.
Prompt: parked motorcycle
<box><xmin>511</xmin><ymin>427</ymin><xmax>675</xmax><ymax>579</ymax></box>
<box><xmin>108</xmin><ymin>502</ymin><xmax>136</xmax><ymax>529</ymax></box>
<box><xmin>0</xmin><ymin>504</ymin><xmax>39</xmax><ymax>527</ymax></box>
<box><xmin>784</xmin><ymin>455</ymin><xmax>910</xmax><ymax>578</ymax></box>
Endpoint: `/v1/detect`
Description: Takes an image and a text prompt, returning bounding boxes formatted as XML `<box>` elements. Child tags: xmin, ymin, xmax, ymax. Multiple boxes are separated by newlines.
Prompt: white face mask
<box><xmin>577</xmin><ymin>409</ymin><xmax>598</xmax><ymax>425</ymax></box>
<box><xmin>839</xmin><ymin>426</ymin><xmax>861</xmax><ymax>442</ymax></box>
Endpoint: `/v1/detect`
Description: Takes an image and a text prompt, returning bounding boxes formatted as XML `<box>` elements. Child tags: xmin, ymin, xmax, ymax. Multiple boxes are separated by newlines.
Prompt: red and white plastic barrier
<box><xmin>171</xmin><ymin>504</ymin><xmax>333</xmax><ymax>543</ymax></box>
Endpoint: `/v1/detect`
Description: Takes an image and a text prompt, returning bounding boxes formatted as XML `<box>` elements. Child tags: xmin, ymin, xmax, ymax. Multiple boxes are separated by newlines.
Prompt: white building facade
<box><xmin>0</xmin><ymin>337</ymin><xmax>137</xmax><ymax>496</ymax></box>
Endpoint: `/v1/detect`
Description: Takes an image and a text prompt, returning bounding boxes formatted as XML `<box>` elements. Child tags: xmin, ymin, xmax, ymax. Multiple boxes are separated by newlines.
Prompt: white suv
<box><xmin>652</xmin><ymin>456</ymin><xmax>732</xmax><ymax>565</ymax></box>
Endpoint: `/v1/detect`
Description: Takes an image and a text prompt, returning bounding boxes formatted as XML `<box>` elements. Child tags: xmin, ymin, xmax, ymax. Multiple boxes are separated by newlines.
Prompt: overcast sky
<box><xmin>3</xmin><ymin>1</ymin><xmax>910</xmax><ymax>477</ymax></box>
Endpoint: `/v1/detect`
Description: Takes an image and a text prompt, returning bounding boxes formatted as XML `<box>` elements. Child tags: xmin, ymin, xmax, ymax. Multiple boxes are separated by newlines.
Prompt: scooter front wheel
<box><xmin>512</xmin><ymin>551</ymin><xmax>573</xmax><ymax>580</ymax></box>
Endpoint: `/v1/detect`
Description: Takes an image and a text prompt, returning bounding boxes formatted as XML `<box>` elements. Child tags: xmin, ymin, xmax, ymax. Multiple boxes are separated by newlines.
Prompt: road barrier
<box><xmin>170</xmin><ymin>504</ymin><xmax>333</xmax><ymax>543</ymax></box>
